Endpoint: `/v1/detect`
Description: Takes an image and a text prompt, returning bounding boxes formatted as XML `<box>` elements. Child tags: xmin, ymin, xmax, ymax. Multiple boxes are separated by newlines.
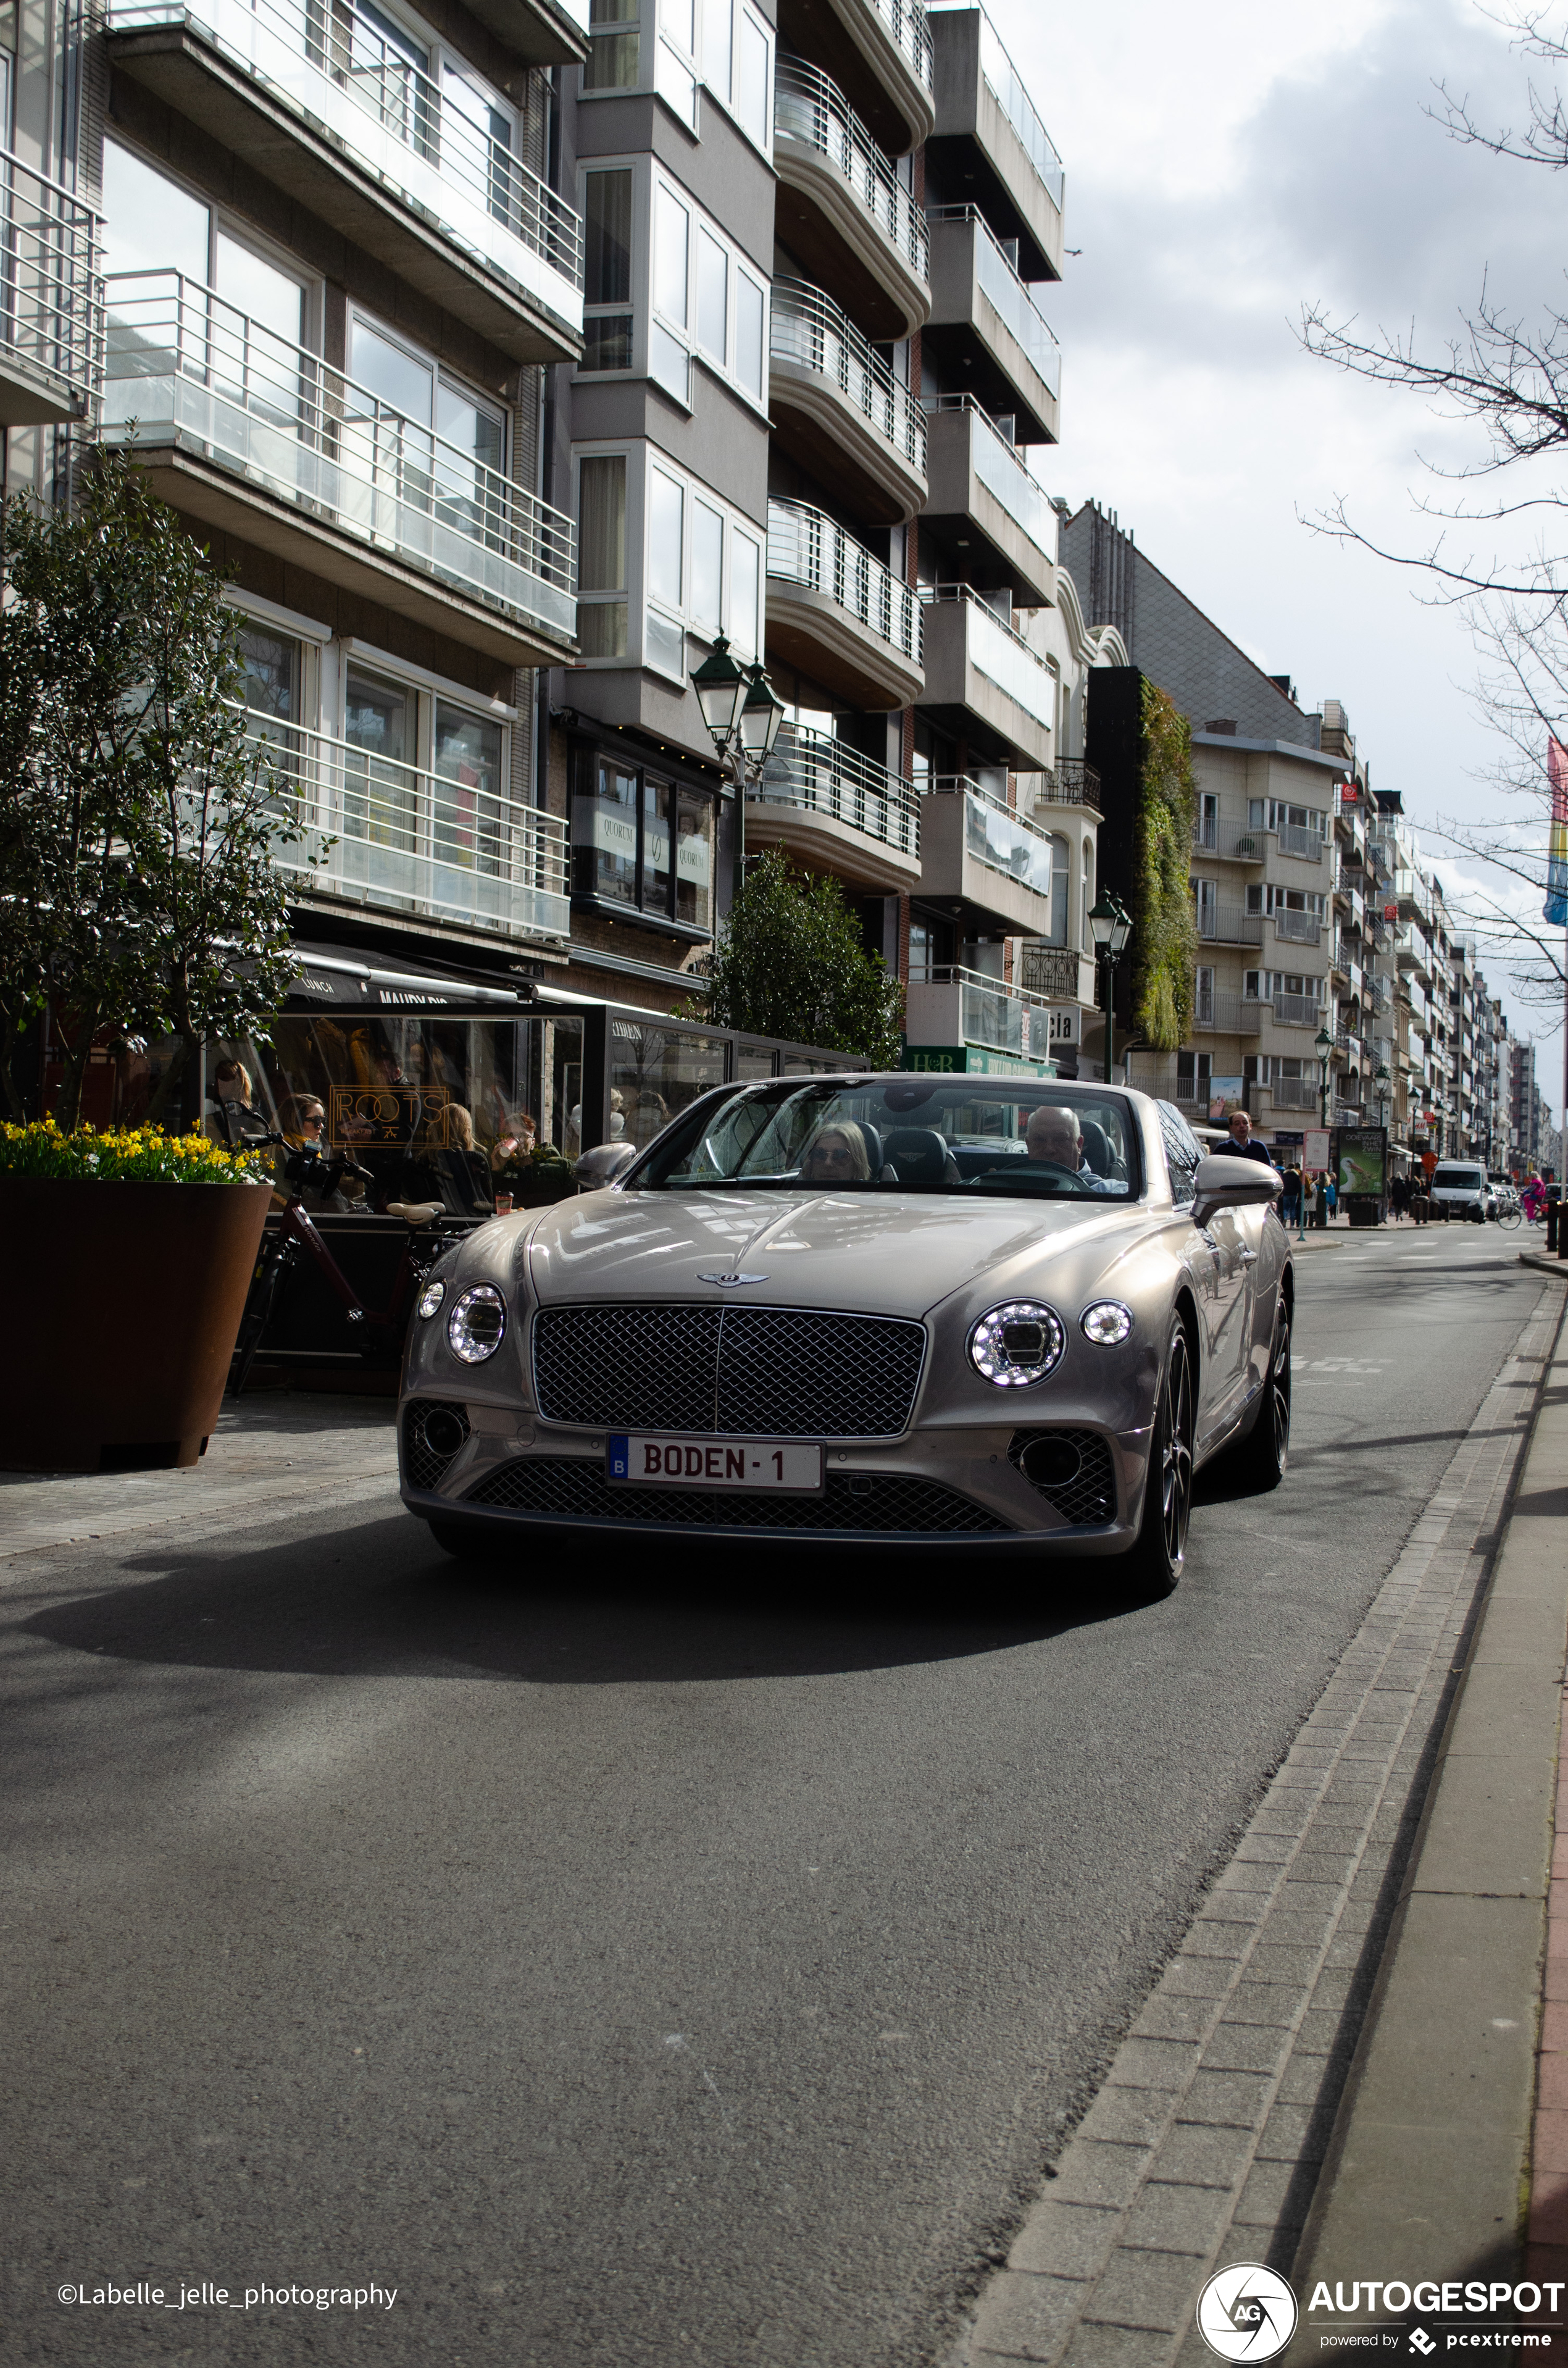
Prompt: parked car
<box><xmin>1428</xmin><ymin>1161</ymin><xmax>1496</xmax><ymax>1222</ymax></box>
<box><xmin>397</xmin><ymin>1080</ymin><xmax>1292</xmax><ymax>1599</ymax></box>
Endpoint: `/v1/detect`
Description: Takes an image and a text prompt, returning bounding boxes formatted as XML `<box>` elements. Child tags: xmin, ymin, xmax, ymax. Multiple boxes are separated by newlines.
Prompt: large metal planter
<box><xmin>0</xmin><ymin>1178</ymin><xmax>273</xmax><ymax>1471</ymax></box>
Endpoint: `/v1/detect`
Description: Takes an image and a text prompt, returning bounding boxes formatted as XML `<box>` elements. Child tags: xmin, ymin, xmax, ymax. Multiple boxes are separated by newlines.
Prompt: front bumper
<box><xmin>397</xmin><ymin>1395</ymin><xmax>1154</xmax><ymax>1557</ymax></box>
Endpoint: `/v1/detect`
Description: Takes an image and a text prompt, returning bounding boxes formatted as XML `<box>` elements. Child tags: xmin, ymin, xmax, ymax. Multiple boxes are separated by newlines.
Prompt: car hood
<box><xmin>523</xmin><ymin>1189</ymin><xmax>1148</xmax><ymax>1321</ymax></box>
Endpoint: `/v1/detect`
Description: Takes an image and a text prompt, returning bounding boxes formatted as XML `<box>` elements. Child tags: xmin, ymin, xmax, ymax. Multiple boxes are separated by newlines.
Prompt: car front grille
<box><xmin>465</xmin><ymin>1457</ymin><xmax>1005</xmax><ymax>1534</ymax></box>
<box><xmin>402</xmin><ymin>1398</ymin><xmax>471</xmax><ymax>1491</ymax></box>
<box><xmin>1008</xmin><ymin>1429</ymin><xmax>1117</xmax><ymax>1527</ymax></box>
<box><xmin>531</xmin><ymin>1305</ymin><xmax>927</xmax><ymax>1438</ymax></box>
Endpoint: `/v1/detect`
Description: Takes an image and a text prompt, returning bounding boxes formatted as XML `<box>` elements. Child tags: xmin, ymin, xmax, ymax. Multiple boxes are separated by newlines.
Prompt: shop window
<box><xmin>610</xmin><ymin>1019</ymin><xmax>728</xmax><ymax>1148</ymax></box>
<box><xmin>573</xmin><ymin>748</ymin><xmax>714</xmax><ymax>931</ymax></box>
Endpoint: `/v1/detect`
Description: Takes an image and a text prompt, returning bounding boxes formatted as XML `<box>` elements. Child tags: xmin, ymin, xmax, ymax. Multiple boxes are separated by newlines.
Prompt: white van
<box><xmin>1428</xmin><ymin>1161</ymin><xmax>1495</xmax><ymax>1223</ymax></box>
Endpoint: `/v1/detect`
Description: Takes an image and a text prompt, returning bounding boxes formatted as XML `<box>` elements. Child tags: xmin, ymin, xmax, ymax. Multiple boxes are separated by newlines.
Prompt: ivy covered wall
<box><xmin>1130</xmin><ymin>679</ymin><xmax>1198</xmax><ymax>1051</ymax></box>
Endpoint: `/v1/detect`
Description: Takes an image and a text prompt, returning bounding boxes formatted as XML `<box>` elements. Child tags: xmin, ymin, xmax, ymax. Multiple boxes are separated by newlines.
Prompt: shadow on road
<box><xmin>22</xmin><ymin>1513</ymin><xmax>1148</xmax><ymax>1686</ymax></box>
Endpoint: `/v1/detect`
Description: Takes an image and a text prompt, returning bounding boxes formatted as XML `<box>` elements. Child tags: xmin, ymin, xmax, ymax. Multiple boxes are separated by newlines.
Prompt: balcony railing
<box><xmin>1193</xmin><ymin>991</ymin><xmax>1261</xmax><ymax>1035</ymax></box>
<box><xmin>925</xmin><ymin>205</ymin><xmax>1061</xmax><ymax>398</ymax></box>
<box><xmin>1032</xmin><ymin>758</ymin><xmax>1100</xmax><ymax>811</ymax></box>
<box><xmin>973</xmin><ymin>1</ymin><xmax>1064</xmax><ymax>206</ymax></box>
<box><xmin>775</xmin><ymin>59</ymin><xmax>930</xmax><ymax>284</ymax></box>
<box><xmin>914</xmin><ymin>963</ymin><xmax>1055</xmax><ymax>1059</ymax></box>
<box><xmin>767</xmin><ymin>497</ymin><xmax>922</xmax><ymax>667</ymax></box>
<box><xmin>106</xmin><ymin>0</ymin><xmax>583</xmax><ymax>319</ymax></box>
<box><xmin>1274</xmin><ymin>992</ymin><xmax>1325</xmax><ymax>1027</ymax></box>
<box><xmin>257</xmin><ymin>709</ymin><xmax>570</xmax><ymax>939</ymax></box>
<box><xmin>0</xmin><ymin>148</ymin><xmax>102</xmax><ymax>415</ymax></box>
<box><xmin>864</xmin><ymin>0</ymin><xmax>932</xmax><ymax>92</ymax></box>
<box><xmin>754</xmin><ymin>726</ymin><xmax>920</xmax><ymax>860</ymax></box>
<box><xmin>1275</xmin><ymin>822</ymin><xmax>1325</xmax><ymax>862</ymax></box>
<box><xmin>920</xmin><ymin>582</ymin><xmax>1053</xmax><ymax>729</ymax></box>
<box><xmin>104</xmin><ymin>270</ymin><xmax>577</xmax><ymax>640</ymax></box>
<box><xmin>1196</xmin><ymin>902</ymin><xmax>1263</xmax><ymax>946</ymax></box>
<box><xmin>1269</xmin><ymin>1077</ymin><xmax>1319</xmax><ymax>1111</ymax></box>
<box><xmin>772</xmin><ymin>279</ymin><xmax>927</xmax><ymax>475</ymax></box>
<box><xmin>924</xmin><ymin>391</ymin><xmax>1052</xmax><ymax>552</ymax></box>
<box><xmin>1191</xmin><ymin>814</ymin><xmax>1265</xmax><ymax>861</ymax></box>
<box><xmin>925</xmin><ymin>774</ymin><xmax>1053</xmax><ymax>895</ymax></box>
<box><xmin>1272</xmin><ymin>908</ymin><xmax>1322</xmax><ymax>945</ymax></box>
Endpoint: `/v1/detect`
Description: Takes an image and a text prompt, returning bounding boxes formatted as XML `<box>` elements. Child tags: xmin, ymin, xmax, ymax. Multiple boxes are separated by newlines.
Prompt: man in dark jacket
<box><xmin>1224</xmin><ymin>1110</ymin><xmax>1276</xmax><ymax>1168</ymax></box>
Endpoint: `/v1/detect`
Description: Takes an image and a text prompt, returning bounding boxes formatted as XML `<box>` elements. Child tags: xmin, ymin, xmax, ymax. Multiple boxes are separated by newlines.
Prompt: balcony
<box><xmin>1273</xmin><ymin>993</ymin><xmax>1325</xmax><ymax>1029</ymax></box>
<box><xmin>1017</xmin><ymin>941</ymin><xmax>1096</xmax><ymax>1004</ymax></box>
<box><xmin>748</xmin><ymin>727</ymin><xmax>921</xmax><ymax>893</ymax></box>
<box><xmin>774</xmin><ymin>59</ymin><xmax>930</xmax><ymax>343</ymax></box>
<box><xmin>1193</xmin><ymin>992</ymin><xmax>1262</xmax><ymax>1036</ymax></box>
<box><xmin>1274</xmin><ymin>822</ymin><xmax>1325</xmax><ymax>863</ymax></box>
<box><xmin>0</xmin><ymin>151</ymin><xmax>102</xmax><ymax>426</ymax></box>
<box><xmin>924</xmin><ymin>205</ymin><xmax>1060</xmax><ymax>445</ymax></box>
<box><xmin>462</xmin><ymin>0</ymin><xmax>585</xmax><ymax>67</ymax></box>
<box><xmin>765</xmin><ymin>498</ymin><xmax>924</xmax><ymax>709</ymax></box>
<box><xmin>917</xmin><ymin>582</ymin><xmax>1055</xmax><ymax>769</ymax></box>
<box><xmin>917</xmin><ymin>776</ymin><xmax>1057</xmax><ymax>934</ymax></box>
<box><xmin>1032</xmin><ymin>758</ymin><xmax>1100</xmax><ymax>812</ymax></box>
<box><xmin>906</xmin><ymin>964</ymin><xmax>1057</xmax><ymax>1065</ymax></box>
<box><xmin>1191</xmin><ymin>814</ymin><xmax>1266</xmax><ymax>863</ymax></box>
<box><xmin>260</xmin><ymin>710</ymin><xmax>570</xmax><ymax>940</ymax></box>
<box><xmin>922</xmin><ymin>393</ymin><xmax>1055</xmax><ymax>606</ymax></box>
<box><xmin>106</xmin><ymin>0</ymin><xmax>583</xmax><ymax>366</ymax></box>
<box><xmin>103</xmin><ymin>270</ymin><xmax>577</xmax><ymax>666</ymax></box>
<box><xmin>927</xmin><ymin>4</ymin><xmax>1064</xmax><ymax>280</ymax></box>
<box><xmin>769</xmin><ymin>279</ymin><xmax>927</xmax><ymax>527</ymax></box>
<box><xmin>1271</xmin><ymin>909</ymin><xmax>1322</xmax><ymax>946</ymax></box>
<box><xmin>1269</xmin><ymin>1078</ymin><xmax>1319</xmax><ymax>1111</ymax></box>
<box><xmin>777</xmin><ymin>0</ymin><xmax>933</xmax><ymax>154</ymax></box>
<box><xmin>1196</xmin><ymin>902</ymin><xmax>1263</xmax><ymax>947</ymax></box>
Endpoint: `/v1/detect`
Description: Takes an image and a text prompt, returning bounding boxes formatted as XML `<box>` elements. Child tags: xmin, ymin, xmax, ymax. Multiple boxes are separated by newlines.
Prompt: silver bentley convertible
<box><xmin>398</xmin><ymin>1077</ymin><xmax>1292</xmax><ymax>1596</ymax></box>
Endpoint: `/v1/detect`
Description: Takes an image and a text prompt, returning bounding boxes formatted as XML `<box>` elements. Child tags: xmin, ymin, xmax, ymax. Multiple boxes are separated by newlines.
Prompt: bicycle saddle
<box><xmin>386</xmin><ymin>1200</ymin><xmax>446</xmax><ymax>1226</ymax></box>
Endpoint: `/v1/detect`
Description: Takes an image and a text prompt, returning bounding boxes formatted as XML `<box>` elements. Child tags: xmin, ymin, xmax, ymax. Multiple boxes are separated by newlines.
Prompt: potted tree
<box><xmin>0</xmin><ymin>454</ymin><xmax>319</xmax><ymax>1472</ymax></box>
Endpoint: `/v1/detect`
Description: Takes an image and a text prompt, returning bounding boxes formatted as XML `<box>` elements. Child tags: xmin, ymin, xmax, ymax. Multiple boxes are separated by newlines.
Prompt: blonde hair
<box><xmin>803</xmin><ymin>1122</ymin><xmax>872</xmax><ymax>1182</ymax></box>
<box><xmin>214</xmin><ymin>1056</ymin><xmax>253</xmax><ymax>1102</ymax></box>
<box><xmin>448</xmin><ymin>1103</ymin><xmax>475</xmax><ymax>1150</ymax></box>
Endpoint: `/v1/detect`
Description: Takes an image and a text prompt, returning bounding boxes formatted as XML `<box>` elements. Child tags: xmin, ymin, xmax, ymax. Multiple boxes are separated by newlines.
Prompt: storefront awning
<box><xmin>285</xmin><ymin>943</ymin><xmax>530</xmax><ymax>1015</ymax></box>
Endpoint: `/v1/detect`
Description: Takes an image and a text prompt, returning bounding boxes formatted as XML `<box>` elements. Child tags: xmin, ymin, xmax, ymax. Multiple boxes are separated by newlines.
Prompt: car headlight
<box><xmin>448</xmin><ymin>1284</ymin><xmax>506</xmax><ymax>1364</ymax></box>
<box><xmin>1080</xmin><ymin>1300</ymin><xmax>1134</xmax><ymax>1346</ymax></box>
<box><xmin>968</xmin><ymin>1300</ymin><xmax>1065</xmax><ymax>1387</ymax></box>
<box><xmin>417</xmin><ymin>1278</ymin><xmax>446</xmax><ymax>1320</ymax></box>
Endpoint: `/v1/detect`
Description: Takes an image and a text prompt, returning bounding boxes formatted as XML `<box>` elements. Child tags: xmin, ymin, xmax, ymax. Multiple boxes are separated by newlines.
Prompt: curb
<box><xmin>1520</xmin><ymin>1250</ymin><xmax>1568</xmax><ymax>1280</ymax></box>
<box><xmin>1283</xmin><ymin>1295</ymin><xmax>1568</xmax><ymax>2349</ymax></box>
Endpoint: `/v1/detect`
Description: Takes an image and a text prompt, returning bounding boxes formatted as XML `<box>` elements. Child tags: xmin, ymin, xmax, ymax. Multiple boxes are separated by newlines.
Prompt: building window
<box><xmin>572</xmin><ymin>748</ymin><xmax>714</xmax><ymax>932</ymax></box>
<box><xmin>577</xmin><ymin>453</ymin><xmax>628</xmax><ymax>658</ymax></box>
<box><xmin>583</xmin><ymin>167</ymin><xmax>634</xmax><ymax>369</ymax></box>
<box><xmin>585</xmin><ymin>0</ymin><xmax>639</xmax><ymax>90</ymax></box>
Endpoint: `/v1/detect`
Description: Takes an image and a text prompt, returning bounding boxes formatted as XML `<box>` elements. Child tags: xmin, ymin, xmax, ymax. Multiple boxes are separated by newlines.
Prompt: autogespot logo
<box><xmin>1198</xmin><ymin>2265</ymin><xmax>1299</xmax><ymax>2362</ymax></box>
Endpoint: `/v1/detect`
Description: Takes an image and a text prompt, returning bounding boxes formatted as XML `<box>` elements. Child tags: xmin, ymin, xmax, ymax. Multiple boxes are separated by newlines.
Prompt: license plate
<box><xmin>607</xmin><ymin>1435</ymin><xmax>824</xmax><ymax>1492</ymax></box>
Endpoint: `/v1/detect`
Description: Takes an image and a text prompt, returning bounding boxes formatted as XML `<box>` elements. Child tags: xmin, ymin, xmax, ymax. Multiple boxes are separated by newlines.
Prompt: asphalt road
<box><xmin>1</xmin><ymin>1227</ymin><xmax>1557</xmax><ymax>2368</ymax></box>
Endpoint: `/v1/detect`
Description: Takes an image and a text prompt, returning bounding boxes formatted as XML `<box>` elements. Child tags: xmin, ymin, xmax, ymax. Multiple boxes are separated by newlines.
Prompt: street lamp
<box><xmin>1315</xmin><ymin>1024</ymin><xmax>1334</xmax><ymax>1129</ymax></box>
<box><xmin>691</xmin><ymin>637</ymin><xmax>785</xmax><ymax>885</ymax></box>
<box><xmin>1088</xmin><ymin>893</ymin><xmax>1132</xmax><ymax>1085</ymax></box>
<box><xmin>1375</xmin><ymin>1063</ymin><xmax>1391</xmax><ymax>1130</ymax></box>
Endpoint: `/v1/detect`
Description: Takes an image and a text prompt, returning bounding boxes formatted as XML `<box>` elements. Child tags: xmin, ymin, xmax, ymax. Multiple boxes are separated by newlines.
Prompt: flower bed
<box><xmin>0</xmin><ymin>1120</ymin><xmax>270</xmax><ymax>1185</ymax></box>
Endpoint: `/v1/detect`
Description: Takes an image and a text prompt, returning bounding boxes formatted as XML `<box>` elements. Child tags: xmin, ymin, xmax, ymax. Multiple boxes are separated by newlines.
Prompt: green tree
<box><xmin>698</xmin><ymin>848</ymin><xmax>905</xmax><ymax>1064</ymax></box>
<box><xmin>1129</xmin><ymin>680</ymin><xmax>1199</xmax><ymax>1051</ymax></box>
<box><xmin>0</xmin><ymin>451</ymin><xmax>316</xmax><ymax>1126</ymax></box>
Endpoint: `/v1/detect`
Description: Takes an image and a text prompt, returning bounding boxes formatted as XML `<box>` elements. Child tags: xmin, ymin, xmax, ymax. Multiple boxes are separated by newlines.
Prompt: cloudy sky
<box><xmin>991</xmin><ymin>0</ymin><xmax>1567</xmax><ymax>1117</ymax></box>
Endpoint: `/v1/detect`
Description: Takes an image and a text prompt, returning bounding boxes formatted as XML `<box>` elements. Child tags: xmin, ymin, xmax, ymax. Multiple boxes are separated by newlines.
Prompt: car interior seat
<box><xmin>1079</xmin><ymin>1118</ymin><xmax>1119</xmax><ymax>1178</ymax></box>
<box><xmin>882</xmin><ymin>1127</ymin><xmax>962</xmax><ymax>1187</ymax></box>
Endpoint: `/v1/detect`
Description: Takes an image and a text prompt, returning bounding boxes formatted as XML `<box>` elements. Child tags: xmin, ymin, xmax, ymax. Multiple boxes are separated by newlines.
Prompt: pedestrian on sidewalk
<box><xmin>1281</xmin><ymin>1163</ymin><xmax>1303</xmax><ymax>1227</ymax></box>
<box><xmin>1223</xmin><ymin>1110</ymin><xmax>1275</xmax><ymax>1168</ymax></box>
<box><xmin>1411</xmin><ymin>1174</ymin><xmax>1430</xmax><ymax>1225</ymax></box>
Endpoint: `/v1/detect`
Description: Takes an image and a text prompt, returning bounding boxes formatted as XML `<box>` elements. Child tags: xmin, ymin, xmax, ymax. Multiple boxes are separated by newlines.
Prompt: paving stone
<box><xmin>1246</xmin><ymin>1944</ymin><xmax>1327</xmax><ymax>1983</ymax></box>
<box><xmin>1233</xmin><ymin>2157</ymin><xmax>1309</xmax><ymax>2225</ymax></box>
<box><xmin>1180</xmin><ymin>2070</ymin><xmax>1274</xmax><ymax>2127</ymax></box>
<box><xmin>1106</xmin><ymin>2038</ymin><xmax>1202</xmax><ymax>2093</ymax></box>
<box><xmin>1295</xmin><ymin>2007</ymin><xmax>1354</xmax><ymax>2055</ymax></box>
<box><xmin>1133</xmin><ymin>1993</ymin><xmax>1220</xmax><ymax>2044</ymax></box>
<box><xmin>1073</xmin><ymin>2087</ymin><xmax>1174</xmax><ymax>2149</ymax></box>
<box><xmin>1083</xmin><ymin>2244</ymin><xmax>1209</xmax><ymax>2333</ymax></box>
<box><xmin>1222</xmin><ymin>1981</ymin><xmax>1300</xmax><ymax>2029</ymax></box>
<box><xmin>1253</xmin><ymin>2099</ymin><xmax>1330</xmax><ymax>2163</ymax></box>
<box><xmin>1053</xmin><ymin>2323</ymin><xmax>1177</xmax><ymax>2368</ymax></box>
<box><xmin>1199</xmin><ymin>2021</ymin><xmax>1293</xmax><ymax>2077</ymax></box>
<box><xmin>1008</xmin><ymin>2202</ymin><xmax>1123</xmax><ymax>2282</ymax></box>
<box><xmin>1049</xmin><ymin>2141</ymin><xmax>1156</xmax><ymax>2209</ymax></box>
<box><xmin>1158</xmin><ymin>1959</ymin><xmax>1237</xmax><ymax>2001</ymax></box>
<box><xmin>974</xmin><ymin>2270</ymin><xmax>1095</xmax><ymax>2363</ymax></box>
<box><xmin>1120</xmin><ymin>2178</ymin><xmax>1236</xmax><ymax>2257</ymax></box>
<box><xmin>1151</xmin><ymin>2119</ymin><xmax>1256</xmax><ymax>2190</ymax></box>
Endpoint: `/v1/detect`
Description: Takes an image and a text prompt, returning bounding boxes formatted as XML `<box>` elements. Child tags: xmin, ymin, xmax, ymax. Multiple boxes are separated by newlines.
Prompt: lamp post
<box><xmin>1088</xmin><ymin>893</ymin><xmax>1132</xmax><ymax>1085</ymax></box>
<box><xmin>1315</xmin><ymin>1024</ymin><xmax>1334</xmax><ymax>1129</ymax></box>
<box><xmin>691</xmin><ymin>636</ymin><xmax>784</xmax><ymax>889</ymax></box>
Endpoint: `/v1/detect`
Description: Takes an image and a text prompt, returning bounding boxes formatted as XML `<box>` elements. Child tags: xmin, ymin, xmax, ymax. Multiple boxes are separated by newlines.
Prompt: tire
<box><xmin>1120</xmin><ymin>1312</ymin><xmax>1195</xmax><ymax>1600</ymax></box>
<box><xmin>1498</xmin><ymin>1208</ymin><xmax>1521</xmax><ymax>1231</ymax></box>
<box><xmin>1232</xmin><ymin>1295</ymin><xmax>1291</xmax><ymax>1490</ymax></box>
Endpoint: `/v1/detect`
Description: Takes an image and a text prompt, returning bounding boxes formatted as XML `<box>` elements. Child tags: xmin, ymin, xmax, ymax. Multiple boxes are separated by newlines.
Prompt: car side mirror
<box><xmin>1193</xmin><ymin>1153</ymin><xmax>1283</xmax><ymax>1229</ymax></box>
<box><xmin>574</xmin><ymin>1141</ymin><xmax>638</xmax><ymax>1193</ymax></box>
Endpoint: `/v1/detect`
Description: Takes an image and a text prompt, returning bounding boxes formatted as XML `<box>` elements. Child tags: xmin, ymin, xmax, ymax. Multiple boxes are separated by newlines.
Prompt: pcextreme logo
<box><xmin>1198</xmin><ymin>2266</ymin><xmax>1299</xmax><ymax>2361</ymax></box>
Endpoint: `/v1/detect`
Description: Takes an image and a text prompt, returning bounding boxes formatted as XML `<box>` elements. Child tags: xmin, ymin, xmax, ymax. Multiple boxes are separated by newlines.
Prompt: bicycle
<box><xmin>225</xmin><ymin>1123</ymin><xmax>479</xmax><ymax>1397</ymax></box>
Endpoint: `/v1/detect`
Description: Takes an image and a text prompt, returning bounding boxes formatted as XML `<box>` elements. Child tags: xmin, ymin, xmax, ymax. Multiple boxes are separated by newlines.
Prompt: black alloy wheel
<box><xmin>1122</xmin><ymin>1312</ymin><xmax>1195</xmax><ymax>1600</ymax></box>
<box><xmin>1233</xmin><ymin>1296</ymin><xmax>1291</xmax><ymax>1490</ymax></box>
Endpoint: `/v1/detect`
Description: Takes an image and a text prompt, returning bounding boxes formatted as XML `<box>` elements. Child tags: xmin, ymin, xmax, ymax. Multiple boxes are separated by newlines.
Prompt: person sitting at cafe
<box><xmin>1024</xmin><ymin>1105</ymin><xmax>1117</xmax><ymax>1192</ymax></box>
<box><xmin>204</xmin><ymin>1055</ymin><xmax>258</xmax><ymax>1145</ymax></box>
<box><xmin>398</xmin><ymin>1103</ymin><xmax>494</xmax><ymax>1218</ymax></box>
<box><xmin>275</xmin><ymin>1094</ymin><xmax>367</xmax><ymax>1213</ymax></box>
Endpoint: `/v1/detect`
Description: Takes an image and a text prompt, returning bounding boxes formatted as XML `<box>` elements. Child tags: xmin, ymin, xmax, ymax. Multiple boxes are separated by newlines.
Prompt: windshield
<box><xmin>1432</xmin><ymin>1166</ymin><xmax>1484</xmax><ymax>1190</ymax></box>
<box><xmin>629</xmin><ymin>1079</ymin><xmax>1143</xmax><ymax>1202</ymax></box>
